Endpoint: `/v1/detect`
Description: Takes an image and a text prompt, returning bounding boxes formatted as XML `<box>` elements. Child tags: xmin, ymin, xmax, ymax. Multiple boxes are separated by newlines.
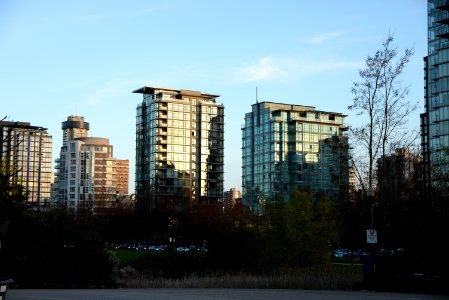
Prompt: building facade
<box><xmin>377</xmin><ymin>147</ymin><xmax>421</xmax><ymax>203</ymax></box>
<box><xmin>133</xmin><ymin>86</ymin><xmax>224</xmax><ymax>211</ymax></box>
<box><xmin>242</xmin><ymin>102</ymin><xmax>349</xmax><ymax>212</ymax></box>
<box><xmin>111</xmin><ymin>158</ymin><xmax>129</xmax><ymax>197</ymax></box>
<box><xmin>422</xmin><ymin>0</ymin><xmax>449</xmax><ymax>185</ymax></box>
<box><xmin>53</xmin><ymin>116</ymin><xmax>129</xmax><ymax>213</ymax></box>
<box><xmin>0</xmin><ymin>121</ymin><xmax>53</xmax><ymax>208</ymax></box>
<box><xmin>223</xmin><ymin>187</ymin><xmax>242</xmax><ymax>207</ymax></box>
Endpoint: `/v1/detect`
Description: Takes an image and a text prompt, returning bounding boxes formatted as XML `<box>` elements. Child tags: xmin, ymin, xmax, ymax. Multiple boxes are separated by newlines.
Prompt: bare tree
<box><xmin>348</xmin><ymin>33</ymin><xmax>417</xmax><ymax>193</ymax></box>
<box><xmin>0</xmin><ymin>116</ymin><xmax>23</xmax><ymax>178</ymax></box>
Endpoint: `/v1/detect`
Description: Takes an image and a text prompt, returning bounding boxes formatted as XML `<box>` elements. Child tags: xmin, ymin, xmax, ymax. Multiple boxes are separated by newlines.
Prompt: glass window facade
<box><xmin>0</xmin><ymin>121</ymin><xmax>53</xmax><ymax>208</ymax></box>
<box><xmin>134</xmin><ymin>87</ymin><xmax>224</xmax><ymax>211</ymax></box>
<box><xmin>241</xmin><ymin>102</ymin><xmax>349</xmax><ymax>213</ymax></box>
<box><xmin>422</xmin><ymin>0</ymin><xmax>449</xmax><ymax>183</ymax></box>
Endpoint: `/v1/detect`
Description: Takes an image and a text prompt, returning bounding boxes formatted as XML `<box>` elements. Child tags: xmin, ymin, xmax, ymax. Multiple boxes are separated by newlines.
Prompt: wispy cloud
<box><xmin>232</xmin><ymin>55</ymin><xmax>361</xmax><ymax>83</ymax></box>
<box><xmin>235</xmin><ymin>57</ymin><xmax>289</xmax><ymax>82</ymax></box>
<box><xmin>303</xmin><ymin>31</ymin><xmax>348</xmax><ymax>44</ymax></box>
<box><xmin>79</xmin><ymin>79</ymin><xmax>147</xmax><ymax>107</ymax></box>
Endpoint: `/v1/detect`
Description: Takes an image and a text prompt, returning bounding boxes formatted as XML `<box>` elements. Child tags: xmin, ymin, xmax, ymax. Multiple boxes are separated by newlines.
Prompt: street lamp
<box><xmin>366</xmin><ymin>187</ymin><xmax>375</xmax><ymax>229</ymax></box>
<box><xmin>365</xmin><ymin>187</ymin><xmax>377</xmax><ymax>245</ymax></box>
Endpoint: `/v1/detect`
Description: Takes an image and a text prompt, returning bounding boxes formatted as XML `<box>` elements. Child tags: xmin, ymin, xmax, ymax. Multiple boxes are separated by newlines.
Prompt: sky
<box><xmin>0</xmin><ymin>0</ymin><xmax>427</xmax><ymax>194</ymax></box>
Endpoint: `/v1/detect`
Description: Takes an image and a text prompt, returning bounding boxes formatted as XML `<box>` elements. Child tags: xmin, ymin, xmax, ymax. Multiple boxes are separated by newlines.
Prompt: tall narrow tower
<box><xmin>61</xmin><ymin>115</ymin><xmax>89</xmax><ymax>145</ymax></box>
<box><xmin>421</xmin><ymin>0</ymin><xmax>449</xmax><ymax>185</ymax></box>
<box><xmin>133</xmin><ymin>86</ymin><xmax>225</xmax><ymax>212</ymax></box>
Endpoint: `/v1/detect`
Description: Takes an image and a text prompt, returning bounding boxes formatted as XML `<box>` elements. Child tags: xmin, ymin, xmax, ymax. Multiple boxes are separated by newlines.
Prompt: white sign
<box><xmin>366</xmin><ymin>229</ymin><xmax>377</xmax><ymax>244</ymax></box>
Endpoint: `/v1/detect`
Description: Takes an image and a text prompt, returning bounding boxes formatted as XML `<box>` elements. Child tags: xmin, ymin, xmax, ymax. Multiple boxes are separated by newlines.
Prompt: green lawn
<box><xmin>113</xmin><ymin>249</ymin><xmax>150</xmax><ymax>267</ymax></box>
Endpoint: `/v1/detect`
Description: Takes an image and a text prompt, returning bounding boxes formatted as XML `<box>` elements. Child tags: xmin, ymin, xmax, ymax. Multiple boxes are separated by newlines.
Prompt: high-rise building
<box><xmin>223</xmin><ymin>187</ymin><xmax>242</xmax><ymax>207</ymax></box>
<box><xmin>0</xmin><ymin>121</ymin><xmax>53</xmax><ymax>208</ymax></box>
<box><xmin>52</xmin><ymin>116</ymin><xmax>129</xmax><ymax>213</ymax></box>
<box><xmin>376</xmin><ymin>147</ymin><xmax>421</xmax><ymax>203</ymax></box>
<box><xmin>242</xmin><ymin>102</ymin><xmax>349</xmax><ymax>212</ymax></box>
<box><xmin>133</xmin><ymin>86</ymin><xmax>225</xmax><ymax>211</ymax></box>
<box><xmin>421</xmin><ymin>0</ymin><xmax>449</xmax><ymax>185</ymax></box>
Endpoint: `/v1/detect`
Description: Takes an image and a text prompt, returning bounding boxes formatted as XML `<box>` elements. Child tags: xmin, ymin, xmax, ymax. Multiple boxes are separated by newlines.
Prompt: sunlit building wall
<box><xmin>53</xmin><ymin>115</ymin><xmax>90</xmax><ymax>206</ymax></box>
<box><xmin>241</xmin><ymin>102</ymin><xmax>349</xmax><ymax>213</ymax></box>
<box><xmin>133</xmin><ymin>86</ymin><xmax>225</xmax><ymax>211</ymax></box>
<box><xmin>0</xmin><ymin>121</ymin><xmax>53</xmax><ymax>208</ymax></box>
<box><xmin>223</xmin><ymin>187</ymin><xmax>242</xmax><ymax>207</ymax></box>
<box><xmin>110</xmin><ymin>158</ymin><xmax>129</xmax><ymax>197</ymax></box>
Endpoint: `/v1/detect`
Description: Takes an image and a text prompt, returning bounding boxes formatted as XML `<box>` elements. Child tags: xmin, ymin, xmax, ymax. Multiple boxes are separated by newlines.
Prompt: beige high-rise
<box><xmin>52</xmin><ymin>116</ymin><xmax>129</xmax><ymax>213</ymax></box>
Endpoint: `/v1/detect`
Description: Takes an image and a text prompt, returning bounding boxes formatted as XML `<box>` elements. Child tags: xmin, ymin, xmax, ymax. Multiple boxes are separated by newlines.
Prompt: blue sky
<box><xmin>1</xmin><ymin>0</ymin><xmax>426</xmax><ymax>193</ymax></box>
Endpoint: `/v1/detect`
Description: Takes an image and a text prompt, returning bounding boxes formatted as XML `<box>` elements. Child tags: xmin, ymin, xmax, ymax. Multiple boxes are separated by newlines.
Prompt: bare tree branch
<box><xmin>348</xmin><ymin>33</ymin><xmax>417</xmax><ymax>192</ymax></box>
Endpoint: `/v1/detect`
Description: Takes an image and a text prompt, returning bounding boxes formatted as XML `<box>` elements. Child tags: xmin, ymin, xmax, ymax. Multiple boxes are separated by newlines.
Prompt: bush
<box><xmin>1</xmin><ymin>243</ymin><xmax>118</xmax><ymax>288</ymax></box>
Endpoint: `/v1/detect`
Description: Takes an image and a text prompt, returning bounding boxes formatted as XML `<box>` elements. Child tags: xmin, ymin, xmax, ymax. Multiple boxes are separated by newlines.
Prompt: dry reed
<box><xmin>114</xmin><ymin>266</ymin><xmax>362</xmax><ymax>290</ymax></box>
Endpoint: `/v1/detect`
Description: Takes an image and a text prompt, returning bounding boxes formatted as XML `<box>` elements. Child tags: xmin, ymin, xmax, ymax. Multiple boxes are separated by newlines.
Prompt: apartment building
<box><xmin>52</xmin><ymin>116</ymin><xmax>129</xmax><ymax>213</ymax></box>
<box><xmin>241</xmin><ymin>102</ymin><xmax>349</xmax><ymax>212</ymax></box>
<box><xmin>133</xmin><ymin>86</ymin><xmax>224</xmax><ymax>212</ymax></box>
<box><xmin>0</xmin><ymin>121</ymin><xmax>52</xmax><ymax>208</ymax></box>
<box><xmin>422</xmin><ymin>0</ymin><xmax>449</xmax><ymax>184</ymax></box>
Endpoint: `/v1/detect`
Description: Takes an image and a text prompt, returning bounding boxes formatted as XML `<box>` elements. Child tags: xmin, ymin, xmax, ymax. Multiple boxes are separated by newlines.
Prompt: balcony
<box><xmin>156</xmin><ymin>138</ymin><xmax>167</xmax><ymax>144</ymax></box>
<box><xmin>437</xmin><ymin>0</ymin><xmax>449</xmax><ymax>11</ymax></box>
<box><xmin>436</xmin><ymin>25</ymin><xmax>449</xmax><ymax>39</ymax></box>
<box><xmin>436</xmin><ymin>11</ymin><xmax>449</xmax><ymax>24</ymax></box>
<box><xmin>157</xmin><ymin>129</ymin><xmax>167</xmax><ymax>135</ymax></box>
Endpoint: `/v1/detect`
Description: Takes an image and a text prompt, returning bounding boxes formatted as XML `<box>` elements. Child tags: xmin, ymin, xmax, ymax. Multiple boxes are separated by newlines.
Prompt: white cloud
<box><xmin>232</xmin><ymin>55</ymin><xmax>361</xmax><ymax>83</ymax></box>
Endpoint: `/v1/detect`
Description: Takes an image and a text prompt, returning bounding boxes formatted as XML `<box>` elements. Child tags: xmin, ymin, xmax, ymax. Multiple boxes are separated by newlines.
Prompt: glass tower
<box><xmin>241</xmin><ymin>102</ymin><xmax>349</xmax><ymax>213</ymax></box>
<box><xmin>422</xmin><ymin>0</ymin><xmax>449</xmax><ymax>184</ymax></box>
<box><xmin>134</xmin><ymin>86</ymin><xmax>224</xmax><ymax>211</ymax></box>
<box><xmin>0</xmin><ymin>121</ymin><xmax>53</xmax><ymax>208</ymax></box>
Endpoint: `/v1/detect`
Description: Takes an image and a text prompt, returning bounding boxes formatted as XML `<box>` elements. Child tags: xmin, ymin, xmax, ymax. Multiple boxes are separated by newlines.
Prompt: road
<box><xmin>6</xmin><ymin>288</ymin><xmax>447</xmax><ymax>300</ymax></box>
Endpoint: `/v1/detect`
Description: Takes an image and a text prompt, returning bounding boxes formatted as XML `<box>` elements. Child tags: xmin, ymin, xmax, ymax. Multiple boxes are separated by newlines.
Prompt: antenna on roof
<box><xmin>256</xmin><ymin>86</ymin><xmax>258</xmax><ymax>104</ymax></box>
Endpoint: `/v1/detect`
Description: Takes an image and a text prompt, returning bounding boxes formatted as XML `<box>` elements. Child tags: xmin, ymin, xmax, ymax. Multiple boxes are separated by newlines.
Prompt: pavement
<box><xmin>6</xmin><ymin>288</ymin><xmax>448</xmax><ymax>300</ymax></box>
